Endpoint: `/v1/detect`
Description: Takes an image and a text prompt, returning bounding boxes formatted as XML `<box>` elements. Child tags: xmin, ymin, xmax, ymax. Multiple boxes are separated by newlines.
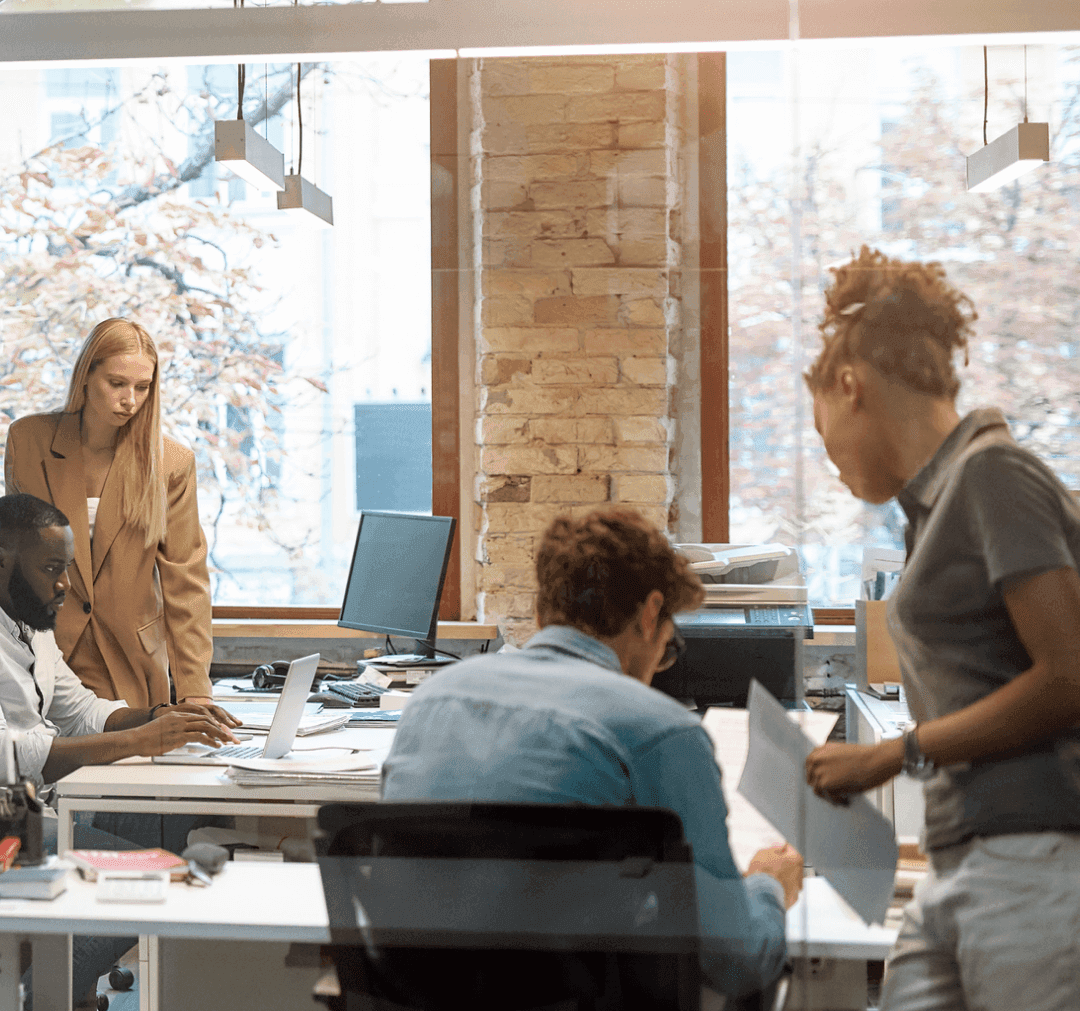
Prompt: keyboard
<box><xmin>207</xmin><ymin>744</ymin><xmax>265</xmax><ymax>760</ymax></box>
<box><xmin>325</xmin><ymin>681</ymin><xmax>393</xmax><ymax>707</ymax></box>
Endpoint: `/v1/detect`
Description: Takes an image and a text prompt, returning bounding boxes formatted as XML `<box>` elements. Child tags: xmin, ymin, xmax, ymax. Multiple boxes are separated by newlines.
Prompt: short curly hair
<box><xmin>535</xmin><ymin>508</ymin><xmax>705</xmax><ymax>638</ymax></box>
<box><xmin>805</xmin><ymin>245</ymin><xmax>977</xmax><ymax>398</ymax></box>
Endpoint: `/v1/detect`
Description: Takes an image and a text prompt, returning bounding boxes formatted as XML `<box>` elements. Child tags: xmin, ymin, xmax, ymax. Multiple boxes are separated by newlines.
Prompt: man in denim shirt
<box><xmin>383</xmin><ymin>508</ymin><xmax>803</xmax><ymax>998</ymax></box>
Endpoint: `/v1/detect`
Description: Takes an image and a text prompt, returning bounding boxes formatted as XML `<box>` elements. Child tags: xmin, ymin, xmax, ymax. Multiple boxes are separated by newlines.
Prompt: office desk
<box><xmin>55</xmin><ymin>726</ymin><xmax>394</xmax><ymax>850</ymax></box>
<box><xmin>0</xmin><ymin>861</ymin><xmax>328</xmax><ymax>1011</ymax></box>
<box><xmin>703</xmin><ymin>707</ymin><xmax>899</xmax><ymax>1008</ymax></box>
<box><xmin>52</xmin><ymin>713</ymin><xmax>896</xmax><ymax>1010</ymax></box>
<box><xmin>0</xmin><ymin>862</ymin><xmax>894</xmax><ymax>1011</ymax></box>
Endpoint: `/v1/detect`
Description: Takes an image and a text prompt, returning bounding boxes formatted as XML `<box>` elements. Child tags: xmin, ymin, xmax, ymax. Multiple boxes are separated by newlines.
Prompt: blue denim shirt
<box><xmin>382</xmin><ymin>625</ymin><xmax>787</xmax><ymax>996</ymax></box>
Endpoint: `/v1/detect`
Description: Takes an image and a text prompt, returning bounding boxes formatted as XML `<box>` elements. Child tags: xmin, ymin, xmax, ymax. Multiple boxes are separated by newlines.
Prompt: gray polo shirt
<box><xmin>890</xmin><ymin>407</ymin><xmax>1080</xmax><ymax>850</ymax></box>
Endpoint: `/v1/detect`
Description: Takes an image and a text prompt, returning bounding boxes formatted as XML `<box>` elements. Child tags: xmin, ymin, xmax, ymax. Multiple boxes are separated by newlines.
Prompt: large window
<box><xmin>0</xmin><ymin>57</ymin><xmax>432</xmax><ymax>607</ymax></box>
<box><xmin>728</xmin><ymin>44</ymin><xmax>1080</xmax><ymax>606</ymax></box>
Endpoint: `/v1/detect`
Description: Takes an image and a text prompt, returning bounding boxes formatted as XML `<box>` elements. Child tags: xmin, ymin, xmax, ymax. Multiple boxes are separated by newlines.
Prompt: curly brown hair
<box><xmin>804</xmin><ymin>245</ymin><xmax>977</xmax><ymax>398</ymax></box>
<box><xmin>535</xmin><ymin>508</ymin><xmax>705</xmax><ymax>638</ymax></box>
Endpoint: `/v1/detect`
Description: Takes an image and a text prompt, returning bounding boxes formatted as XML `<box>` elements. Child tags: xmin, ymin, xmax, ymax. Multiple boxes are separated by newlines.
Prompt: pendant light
<box><xmin>967</xmin><ymin>46</ymin><xmax>1049</xmax><ymax>193</ymax></box>
<box><xmin>214</xmin><ymin>2</ymin><xmax>285</xmax><ymax>193</ymax></box>
<box><xmin>277</xmin><ymin>61</ymin><xmax>334</xmax><ymax>227</ymax></box>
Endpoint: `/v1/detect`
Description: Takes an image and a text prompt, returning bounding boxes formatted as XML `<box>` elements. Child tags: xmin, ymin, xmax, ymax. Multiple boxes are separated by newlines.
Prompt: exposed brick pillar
<box><xmin>470</xmin><ymin>55</ymin><xmax>687</xmax><ymax>644</ymax></box>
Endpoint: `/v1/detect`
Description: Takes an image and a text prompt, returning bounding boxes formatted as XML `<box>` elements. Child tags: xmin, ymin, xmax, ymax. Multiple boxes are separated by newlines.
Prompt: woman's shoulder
<box><xmin>161</xmin><ymin>433</ymin><xmax>197</xmax><ymax>474</ymax></box>
<box><xmin>8</xmin><ymin>411</ymin><xmax>70</xmax><ymax>442</ymax></box>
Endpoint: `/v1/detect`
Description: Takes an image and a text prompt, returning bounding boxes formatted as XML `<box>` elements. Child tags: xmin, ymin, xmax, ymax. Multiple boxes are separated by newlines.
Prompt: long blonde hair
<box><xmin>64</xmin><ymin>318</ymin><xmax>166</xmax><ymax>548</ymax></box>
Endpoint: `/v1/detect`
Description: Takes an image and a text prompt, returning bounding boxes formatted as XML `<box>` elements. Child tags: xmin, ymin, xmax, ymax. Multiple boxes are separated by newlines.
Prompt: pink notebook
<box><xmin>65</xmin><ymin>848</ymin><xmax>189</xmax><ymax>881</ymax></box>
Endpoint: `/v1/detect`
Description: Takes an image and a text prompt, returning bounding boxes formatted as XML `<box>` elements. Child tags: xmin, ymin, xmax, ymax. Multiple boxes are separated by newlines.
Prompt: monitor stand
<box><xmin>368</xmin><ymin>640</ymin><xmax>454</xmax><ymax>668</ymax></box>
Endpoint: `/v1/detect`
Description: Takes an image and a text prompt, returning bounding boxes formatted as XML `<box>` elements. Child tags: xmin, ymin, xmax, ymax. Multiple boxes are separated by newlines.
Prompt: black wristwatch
<box><xmin>148</xmin><ymin>702</ymin><xmax>172</xmax><ymax>721</ymax></box>
<box><xmin>901</xmin><ymin>723</ymin><xmax>936</xmax><ymax>780</ymax></box>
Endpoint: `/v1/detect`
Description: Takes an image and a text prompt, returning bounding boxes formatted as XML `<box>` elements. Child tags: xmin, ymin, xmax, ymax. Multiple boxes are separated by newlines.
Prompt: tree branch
<box><xmin>114</xmin><ymin>63</ymin><xmax>323</xmax><ymax>212</ymax></box>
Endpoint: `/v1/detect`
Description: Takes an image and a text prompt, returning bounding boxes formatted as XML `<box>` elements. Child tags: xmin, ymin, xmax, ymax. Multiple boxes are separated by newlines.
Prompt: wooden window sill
<box><xmin>211</xmin><ymin>617</ymin><xmax>499</xmax><ymax>640</ymax></box>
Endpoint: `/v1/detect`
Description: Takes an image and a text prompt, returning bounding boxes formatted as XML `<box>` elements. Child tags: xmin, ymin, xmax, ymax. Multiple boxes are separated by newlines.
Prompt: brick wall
<box><xmin>469</xmin><ymin>54</ymin><xmax>690</xmax><ymax>644</ymax></box>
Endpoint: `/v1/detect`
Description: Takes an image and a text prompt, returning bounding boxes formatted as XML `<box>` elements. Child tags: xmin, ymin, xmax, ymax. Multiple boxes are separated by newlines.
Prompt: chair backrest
<box><xmin>318</xmin><ymin>801</ymin><xmax>693</xmax><ymax>863</ymax></box>
<box><xmin>316</xmin><ymin>802</ymin><xmax>699</xmax><ymax>1011</ymax></box>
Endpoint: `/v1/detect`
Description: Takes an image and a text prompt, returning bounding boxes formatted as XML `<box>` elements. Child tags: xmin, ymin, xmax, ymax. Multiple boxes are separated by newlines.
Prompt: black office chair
<box><xmin>315</xmin><ymin>801</ymin><xmax>701</xmax><ymax>1011</ymax></box>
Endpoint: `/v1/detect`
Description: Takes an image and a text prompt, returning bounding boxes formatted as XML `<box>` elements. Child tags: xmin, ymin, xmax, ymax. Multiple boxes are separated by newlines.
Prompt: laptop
<box><xmin>153</xmin><ymin>653</ymin><xmax>321</xmax><ymax>766</ymax></box>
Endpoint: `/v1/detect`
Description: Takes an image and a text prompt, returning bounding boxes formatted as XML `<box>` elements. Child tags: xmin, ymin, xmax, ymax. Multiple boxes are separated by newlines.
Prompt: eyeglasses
<box><xmin>655</xmin><ymin>626</ymin><xmax>685</xmax><ymax>673</ymax></box>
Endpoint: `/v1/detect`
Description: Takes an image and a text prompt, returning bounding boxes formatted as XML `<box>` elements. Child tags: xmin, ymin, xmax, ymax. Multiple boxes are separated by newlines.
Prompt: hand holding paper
<box><xmin>738</xmin><ymin>680</ymin><xmax>899</xmax><ymax>925</ymax></box>
<box><xmin>805</xmin><ymin>739</ymin><xmax>903</xmax><ymax>801</ymax></box>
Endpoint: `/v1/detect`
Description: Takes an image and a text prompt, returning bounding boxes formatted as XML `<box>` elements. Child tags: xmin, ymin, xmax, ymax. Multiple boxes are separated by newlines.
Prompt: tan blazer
<box><xmin>4</xmin><ymin>412</ymin><xmax>213</xmax><ymax>707</ymax></box>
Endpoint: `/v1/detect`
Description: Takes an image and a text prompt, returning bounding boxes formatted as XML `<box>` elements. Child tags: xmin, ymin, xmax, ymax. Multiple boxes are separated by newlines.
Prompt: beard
<box><xmin>8</xmin><ymin>562</ymin><xmax>59</xmax><ymax>632</ymax></box>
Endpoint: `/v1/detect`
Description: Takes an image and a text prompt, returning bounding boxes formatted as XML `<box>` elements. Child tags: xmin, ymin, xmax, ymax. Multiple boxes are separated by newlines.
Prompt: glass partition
<box><xmin>0</xmin><ymin>56</ymin><xmax>432</xmax><ymax>605</ymax></box>
<box><xmin>728</xmin><ymin>42</ymin><xmax>1080</xmax><ymax>606</ymax></box>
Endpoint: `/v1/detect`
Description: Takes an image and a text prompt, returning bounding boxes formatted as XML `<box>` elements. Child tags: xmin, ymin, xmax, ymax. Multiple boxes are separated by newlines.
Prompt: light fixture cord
<box><xmin>235</xmin><ymin>0</ymin><xmax>245</xmax><ymax>119</ymax></box>
<box><xmin>1024</xmin><ymin>45</ymin><xmax>1029</xmax><ymax>123</ymax></box>
<box><xmin>294</xmin><ymin>0</ymin><xmax>301</xmax><ymax>177</ymax></box>
<box><xmin>983</xmin><ymin>46</ymin><xmax>988</xmax><ymax>146</ymax></box>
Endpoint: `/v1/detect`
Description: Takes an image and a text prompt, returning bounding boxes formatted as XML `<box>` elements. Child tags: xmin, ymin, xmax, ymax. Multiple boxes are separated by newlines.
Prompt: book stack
<box><xmin>0</xmin><ymin>861</ymin><xmax>69</xmax><ymax>900</ymax></box>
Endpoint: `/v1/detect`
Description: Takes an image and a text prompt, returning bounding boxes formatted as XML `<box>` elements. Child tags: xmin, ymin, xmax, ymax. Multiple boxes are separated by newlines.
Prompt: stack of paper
<box><xmin>237</xmin><ymin>712</ymin><xmax>350</xmax><ymax>736</ymax></box>
<box><xmin>224</xmin><ymin>753</ymin><xmax>383</xmax><ymax>788</ymax></box>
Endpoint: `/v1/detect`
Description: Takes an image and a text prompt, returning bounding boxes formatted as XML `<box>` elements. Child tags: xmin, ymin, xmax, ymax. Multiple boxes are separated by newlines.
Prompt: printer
<box><xmin>650</xmin><ymin>543</ymin><xmax>813</xmax><ymax>710</ymax></box>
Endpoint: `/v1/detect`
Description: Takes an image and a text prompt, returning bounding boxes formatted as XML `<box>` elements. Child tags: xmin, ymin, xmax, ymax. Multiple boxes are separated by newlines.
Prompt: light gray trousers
<box><xmin>882</xmin><ymin>831</ymin><xmax>1080</xmax><ymax>1011</ymax></box>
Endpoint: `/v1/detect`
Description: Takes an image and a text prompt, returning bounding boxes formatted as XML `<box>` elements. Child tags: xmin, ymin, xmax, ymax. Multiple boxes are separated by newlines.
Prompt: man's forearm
<box><xmin>41</xmin><ymin>731</ymin><xmax>143</xmax><ymax>785</ymax></box>
<box><xmin>104</xmin><ymin>707</ymin><xmax>152</xmax><ymax>732</ymax></box>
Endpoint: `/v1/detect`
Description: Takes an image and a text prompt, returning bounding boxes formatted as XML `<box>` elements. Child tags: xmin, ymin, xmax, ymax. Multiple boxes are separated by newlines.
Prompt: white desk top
<box><xmin>786</xmin><ymin>877</ymin><xmax>896</xmax><ymax>960</ymax></box>
<box><xmin>55</xmin><ymin>727</ymin><xmax>395</xmax><ymax>802</ymax></box>
<box><xmin>50</xmin><ymin>711</ymin><xmax>897</xmax><ymax>960</ymax></box>
<box><xmin>0</xmin><ymin>862</ymin><xmax>894</xmax><ymax>960</ymax></box>
<box><xmin>0</xmin><ymin>862</ymin><xmax>329</xmax><ymax>942</ymax></box>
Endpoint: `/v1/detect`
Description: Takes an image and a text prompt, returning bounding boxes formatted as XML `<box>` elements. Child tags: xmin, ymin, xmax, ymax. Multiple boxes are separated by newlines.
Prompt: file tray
<box><xmin>319</xmin><ymin>855</ymin><xmax>699</xmax><ymax>953</ymax></box>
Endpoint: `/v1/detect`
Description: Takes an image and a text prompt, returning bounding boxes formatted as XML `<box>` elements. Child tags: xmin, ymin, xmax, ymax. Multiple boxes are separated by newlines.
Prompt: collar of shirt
<box><xmin>523</xmin><ymin>625</ymin><xmax>624</xmax><ymax>675</ymax></box>
<box><xmin>897</xmin><ymin>407</ymin><xmax>1010</xmax><ymax>524</ymax></box>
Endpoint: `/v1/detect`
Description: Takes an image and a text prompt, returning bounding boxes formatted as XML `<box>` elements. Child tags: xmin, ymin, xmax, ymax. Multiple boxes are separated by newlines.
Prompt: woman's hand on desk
<box><xmin>804</xmin><ymin>740</ymin><xmax>904</xmax><ymax>803</ymax></box>
<box><xmin>128</xmin><ymin>709</ymin><xmax>241</xmax><ymax>755</ymax></box>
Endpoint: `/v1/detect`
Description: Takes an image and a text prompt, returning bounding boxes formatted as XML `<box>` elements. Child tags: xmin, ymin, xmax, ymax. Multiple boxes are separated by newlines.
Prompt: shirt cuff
<box><xmin>91</xmin><ymin>699</ymin><xmax>129</xmax><ymax>734</ymax></box>
<box><xmin>745</xmin><ymin>871</ymin><xmax>787</xmax><ymax>910</ymax></box>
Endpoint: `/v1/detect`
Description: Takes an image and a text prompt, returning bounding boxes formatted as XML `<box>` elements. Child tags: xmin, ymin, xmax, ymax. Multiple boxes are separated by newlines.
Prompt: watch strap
<box><xmin>902</xmin><ymin>723</ymin><xmax>935</xmax><ymax>780</ymax></box>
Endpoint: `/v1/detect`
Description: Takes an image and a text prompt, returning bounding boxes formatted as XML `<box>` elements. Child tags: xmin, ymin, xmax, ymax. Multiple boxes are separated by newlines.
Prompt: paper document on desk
<box><xmin>739</xmin><ymin>680</ymin><xmax>899</xmax><ymax>925</ymax></box>
<box><xmin>224</xmin><ymin>749</ymin><xmax>387</xmax><ymax>788</ymax></box>
<box><xmin>234</xmin><ymin>713</ymin><xmax>350</xmax><ymax>736</ymax></box>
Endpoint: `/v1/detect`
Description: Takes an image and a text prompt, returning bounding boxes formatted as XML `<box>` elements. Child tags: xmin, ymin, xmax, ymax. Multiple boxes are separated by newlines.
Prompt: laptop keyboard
<box><xmin>210</xmin><ymin>744</ymin><xmax>264</xmax><ymax>760</ymax></box>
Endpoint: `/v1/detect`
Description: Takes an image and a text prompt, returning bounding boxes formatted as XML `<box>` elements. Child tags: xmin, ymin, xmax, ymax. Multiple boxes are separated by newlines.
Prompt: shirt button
<box><xmin>83</xmin><ymin>602</ymin><xmax>92</xmax><ymax>614</ymax></box>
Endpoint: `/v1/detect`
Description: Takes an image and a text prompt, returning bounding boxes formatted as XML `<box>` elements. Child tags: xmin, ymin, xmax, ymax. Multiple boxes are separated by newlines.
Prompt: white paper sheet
<box><xmin>701</xmin><ymin>704</ymin><xmax>837</xmax><ymax>870</ymax></box>
<box><xmin>738</xmin><ymin>680</ymin><xmax>899</xmax><ymax>925</ymax></box>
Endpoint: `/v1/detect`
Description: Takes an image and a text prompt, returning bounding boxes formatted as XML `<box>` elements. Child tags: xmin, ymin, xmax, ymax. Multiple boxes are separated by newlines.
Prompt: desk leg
<box><xmin>0</xmin><ymin>935</ymin><xmax>20</xmax><ymax>1011</ymax></box>
<box><xmin>139</xmin><ymin>936</ymin><xmax>159</xmax><ymax>1011</ymax></box>
<box><xmin>57</xmin><ymin>799</ymin><xmax>74</xmax><ymax>853</ymax></box>
<box><xmin>789</xmin><ymin>957</ymin><xmax>867</xmax><ymax>1010</ymax></box>
<box><xmin>32</xmin><ymin>934</ymin><xmax>72</xmax><ymax>1010</ymax></box>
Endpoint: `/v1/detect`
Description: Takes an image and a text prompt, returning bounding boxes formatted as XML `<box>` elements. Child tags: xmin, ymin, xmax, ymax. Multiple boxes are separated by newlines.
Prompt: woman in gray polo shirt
<box><xmin>802</xmin><ymin>246</ymin><xmax>1080</xmax><ymax>1011</ymax></box>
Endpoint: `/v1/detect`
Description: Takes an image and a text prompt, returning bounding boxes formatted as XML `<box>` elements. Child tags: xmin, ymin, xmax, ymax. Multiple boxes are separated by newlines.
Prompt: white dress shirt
<box><xmin>0</xmin><ymin>606</ymin><xmax>127</xmax><ymax>791</ymax></box>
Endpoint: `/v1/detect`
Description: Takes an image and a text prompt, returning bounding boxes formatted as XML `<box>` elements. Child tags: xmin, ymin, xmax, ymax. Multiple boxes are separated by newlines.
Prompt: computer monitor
<box><xmin>338</xmin><ymin>511</ymin><xmax>457</xmax><ymax>659</ymax></box>
<box><xmin>650</xmin><ymin>608</ymin><xmax>810</xmax><ymax>710</ymax></box>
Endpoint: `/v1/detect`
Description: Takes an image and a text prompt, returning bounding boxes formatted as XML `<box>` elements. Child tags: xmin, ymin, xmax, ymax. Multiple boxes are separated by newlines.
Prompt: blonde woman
<box><xmin>4</xmin><ymin>318</ymin><xmax>216</xmax><ymax>709</ymax></box>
